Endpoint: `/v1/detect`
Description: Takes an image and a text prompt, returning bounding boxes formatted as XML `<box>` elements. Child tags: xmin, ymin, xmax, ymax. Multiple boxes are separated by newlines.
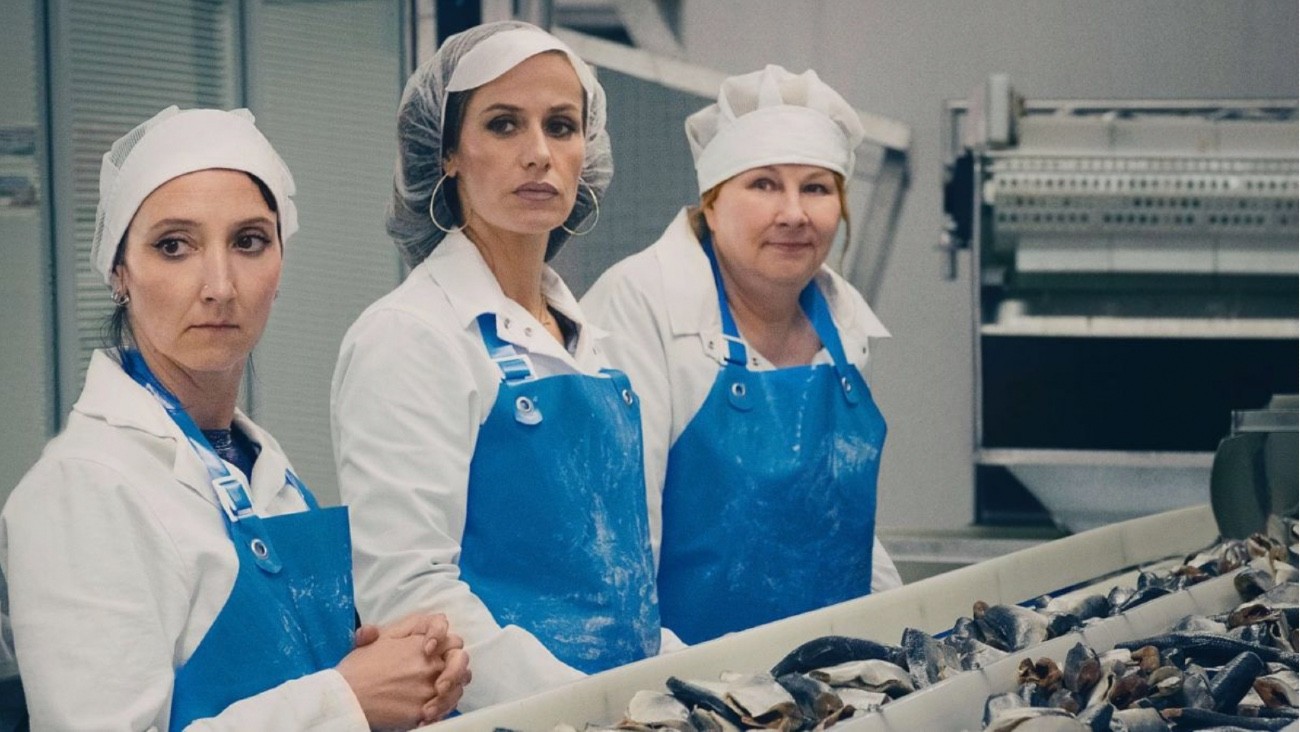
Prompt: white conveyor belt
<box><xmin>427</xmin><ymin>505</ymin><xmax>1221</xmax><ymax>731</ymax></box>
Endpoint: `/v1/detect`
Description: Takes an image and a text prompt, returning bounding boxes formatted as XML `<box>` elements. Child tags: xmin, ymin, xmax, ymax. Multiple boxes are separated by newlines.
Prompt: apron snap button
<box><xmin>731</xmin><ymin>382</ymin><xmax>746</xmax><ymax>398</ymax></box>
<box><xmin>250</xmin><ymin>538</ymin><xmax>269</xmax><ymax>559</ymax></box>
<box><xmin>841</xmin><ymin>376</ymin><xmax>853</xmax><ymax>392</ymax></box>
<box><xmin>621</xmin><ymin>388</ymin><xmax>634</xmax><ymax>405</ymax></box>
<box><xmin>516</xmin><ymin>396</ymin><xmax>534</xmax><ymax>413</ymax></box>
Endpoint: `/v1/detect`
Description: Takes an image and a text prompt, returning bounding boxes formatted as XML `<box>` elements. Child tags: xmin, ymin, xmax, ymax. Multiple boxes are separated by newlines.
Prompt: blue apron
<box><xmin>656</xmin><ymin>234</ymin><xmax>888</xmax><ymax>644</ymax></box>
<box><xmin>118</xmin><ymin>351</ymin><xmax>355</xmax><ymax>730</ymax></box>
<box><xmin>457</xmin><ymin>314</ymin><xmax>660</xmax><ymax>674</ymax></box>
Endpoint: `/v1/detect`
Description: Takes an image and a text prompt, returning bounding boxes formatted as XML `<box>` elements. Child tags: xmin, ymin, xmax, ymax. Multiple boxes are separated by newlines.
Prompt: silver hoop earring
<box><xmin>561</xmin><ymin>182</ymin><xmax>600</xmax><ymax>237</ymax></box>
<box><xmin>428</xmin><ymin>174</ymin><xmax>464</xmax><ymax>235</ymax></box>
<box><xmin>110</xmin><ymin>289</ymin><xmax>130</xmax><ymax>306</ymax></box>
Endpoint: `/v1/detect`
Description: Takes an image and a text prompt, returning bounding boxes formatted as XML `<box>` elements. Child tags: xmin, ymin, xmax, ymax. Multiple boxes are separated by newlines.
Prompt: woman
<box><xmin>331</xmin><ymin>21</ymin><xmax>661</xmax><ymax>711</ymax></box>
<box><xmin>0</xmin><ymin>107</ymin><xmax>469</xmax><ymax>731</ymax></box>
<box><xmin>583</xmin><ymin>65</ymin><xmax>903</xmax><ymax>645</ymax></box>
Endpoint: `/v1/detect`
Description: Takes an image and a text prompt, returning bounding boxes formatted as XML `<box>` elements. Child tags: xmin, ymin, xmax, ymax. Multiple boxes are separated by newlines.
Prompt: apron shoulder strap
<box><xmin>475</xmin><ymin>313</ymin><xmax>538</xmax><ymax>383</ymax></box>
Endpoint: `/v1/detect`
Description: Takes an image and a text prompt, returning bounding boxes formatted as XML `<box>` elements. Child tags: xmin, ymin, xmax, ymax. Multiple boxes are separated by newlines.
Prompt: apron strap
<box><xmin>699</xmin><ymin>232</ymin><xmax>861</xmax><ymax>405</ymax></box>
<box><xmin>119</xmin><ymin>349</ymin><xmax>286</xmax><ymax>572</ymax></box>
<box><xmin>700</xmin><ymin>231</ymin><xmax>749</xmax><ymax>367</ymax></box>
<box><xmin>475</xmin><ymin>313</ymin><xmax>537</xmax><ymax>383</ymax></box>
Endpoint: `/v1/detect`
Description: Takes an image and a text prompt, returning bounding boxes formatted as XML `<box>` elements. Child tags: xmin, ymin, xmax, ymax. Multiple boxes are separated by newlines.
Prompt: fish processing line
<box><xmin>940</xmin><ymin>75</ymin><xmax>1299</xmax><ymax>532</ymax></box>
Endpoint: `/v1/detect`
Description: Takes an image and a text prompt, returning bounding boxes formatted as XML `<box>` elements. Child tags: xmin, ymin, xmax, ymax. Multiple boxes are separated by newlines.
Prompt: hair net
<box><xmin>388</xmin><ymin>21</ymin><xmax>612</xmax><ymax>267</ymax></box>
<box><xmin>90</xmin><ymin>106</ymin><xmax>298</xmax><ymax>286</ymax></box>
<box><xmin>686</xmin><ymin>64</ymin><xmax>865</xmax><ymax>195</ymax></box>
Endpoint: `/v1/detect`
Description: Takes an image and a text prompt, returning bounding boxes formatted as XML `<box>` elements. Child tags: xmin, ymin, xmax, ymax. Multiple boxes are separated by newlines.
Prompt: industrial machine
<box><xmin>942</xmin><ymin>76</ymin><xmax>1298</xmax><ymax>531</ymax></box>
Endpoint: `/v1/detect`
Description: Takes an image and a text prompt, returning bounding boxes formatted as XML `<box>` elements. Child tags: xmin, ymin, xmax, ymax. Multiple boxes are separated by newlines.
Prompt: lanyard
<box><xmin>119</xmin><ymin>349</ymin><xmax>290</xmax><ymax>572</ymax></box>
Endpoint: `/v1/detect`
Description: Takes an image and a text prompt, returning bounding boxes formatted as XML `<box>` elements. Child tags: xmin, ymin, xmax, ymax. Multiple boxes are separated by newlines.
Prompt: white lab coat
<box><xmin>581</xmin><ymin>208</ymin><xmax>904</xmax><ymax>590</ymax></box>
<box><xmin>333</xmin><ymin>231</ymin><xmax>645</xmax><ymax>712</ymax></box>
<box><xmin>0</xmin><ymin>349</ymin><xmax>367</xmax><ymax>732</ymax></box>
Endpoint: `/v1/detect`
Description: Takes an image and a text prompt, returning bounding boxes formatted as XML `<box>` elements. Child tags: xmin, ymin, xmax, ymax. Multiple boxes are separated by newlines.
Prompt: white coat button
<box><xmin>503</xmin><ymin>317</ymin><xmax>511</xmax><ymax>329</ymax></box>
<box><xmin>525</xmin><ymin>326</ymin><xmax>534</xmax><ymax>337</ymax></box>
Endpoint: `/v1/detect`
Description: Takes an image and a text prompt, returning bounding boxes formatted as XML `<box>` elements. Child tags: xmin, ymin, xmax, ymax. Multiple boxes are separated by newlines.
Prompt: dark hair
<box><xmin>438</xmin><ymin>89</ymin><xmax>472</xmax><ymax>225</ymax></box>
<box><xmin>103</xmin><ymin>172</ymin><xmax>280</xmax><ymax>349</ymax></box>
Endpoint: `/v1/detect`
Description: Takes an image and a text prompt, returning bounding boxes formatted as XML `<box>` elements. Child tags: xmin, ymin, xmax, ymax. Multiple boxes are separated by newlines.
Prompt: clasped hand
<box><xmin>337</xmin><ymin>612</ymin><xmax>472</xmax><ymax>729</ymax></box>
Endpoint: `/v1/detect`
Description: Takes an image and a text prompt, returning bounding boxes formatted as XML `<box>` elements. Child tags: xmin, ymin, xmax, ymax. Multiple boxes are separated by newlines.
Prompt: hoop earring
<box><xmin>428</xmin><ymin>174</ymin><xmax>464</xmax><ymax>235</ymax></box>
<box><xmin>110</xmin><ymin>289</ymin><xmax>130</xmax><ymax>306</ymax></box>
<box><xmin>561</xmin><ymin>182</ymin><xmax>600</xmax><ymax>237</ymax></box>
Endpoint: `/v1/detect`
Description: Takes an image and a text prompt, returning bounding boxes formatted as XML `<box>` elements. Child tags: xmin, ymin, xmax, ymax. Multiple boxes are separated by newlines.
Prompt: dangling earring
<box><xmin>561</xmin><ymin>181</ymin><xmax>600</xmax><ymax>237</ymax></box>
<box><xmin>428</xmin><ymin>174</ymin><xmax>464</xmax><ymax>235</ymax></box>
<box><xmin>110</xmin><ymin>289</ymin><xmax>130</xmax><ymax>306</ymax></box>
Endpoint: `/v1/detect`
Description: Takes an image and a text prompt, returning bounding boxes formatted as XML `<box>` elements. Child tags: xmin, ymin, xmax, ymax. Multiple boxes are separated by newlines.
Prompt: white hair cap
<box><xmin>91</xmin><ymin>106</ymin><xmax>298</xmax><ymax>285</ymax></box>
<box><xmin>686</xmin><ymin>65</ymin><xmax>865</xmax><ymax>195</ymax></box>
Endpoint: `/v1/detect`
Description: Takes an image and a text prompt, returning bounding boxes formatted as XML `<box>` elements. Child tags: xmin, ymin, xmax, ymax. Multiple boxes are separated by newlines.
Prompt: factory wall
<box><xmin>662</xmin><ymin>0</ymin><xmax>1299</xmax><ymax>530</ymax></box>
<box><xmin>0</xmin><ymin>0</ymin><xmax>1295</xmax><ymax>523</ymax></box>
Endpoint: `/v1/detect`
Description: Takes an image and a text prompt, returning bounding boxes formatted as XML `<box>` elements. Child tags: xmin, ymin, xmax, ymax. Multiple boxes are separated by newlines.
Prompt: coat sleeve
<box><xmin>581</xmin><ymin>261</ymin><xmax>675</xmax><ymax>570</ymax></box>
<box><xmin>331</xmin><ymin>307</ymin><xmax>582</xmax><ymax>711</ymax></box>
<box><xmin>0</xmin><ymin>459</ymin><xmax>368</xmax><ymax>732</ymax></box>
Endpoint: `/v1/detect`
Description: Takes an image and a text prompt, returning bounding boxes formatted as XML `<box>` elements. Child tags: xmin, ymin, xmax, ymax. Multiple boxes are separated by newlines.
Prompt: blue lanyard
<box><xmin>119</xmin><ymin>349</ymin><xmax>293</xmax><ymax>573</ymax></box>
<box><xmin>699</xmin><ymin>230</ymin><xmax>860</xmax><ymax>404</ymax></box>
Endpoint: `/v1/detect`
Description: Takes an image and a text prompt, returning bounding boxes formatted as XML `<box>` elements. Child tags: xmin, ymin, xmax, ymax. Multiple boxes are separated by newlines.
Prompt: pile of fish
<box><xmin>980</xmin><ymin>551</ymin><xmax>1298</xmax><ymax>730</ymax></box>
<box><xmin>519</xmin><ymin>526</ymin><xmax>1297</xmax><ymax>732</ymax></box>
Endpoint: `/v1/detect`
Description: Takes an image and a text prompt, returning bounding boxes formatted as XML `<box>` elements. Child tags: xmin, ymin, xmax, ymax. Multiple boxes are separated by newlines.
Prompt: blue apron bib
<box><xmin>118</xmin><ymin>351</ymin><xmax>355</xmax><ymax>730</ymax></box>
<box><xmin>656</xmin><ymin>235</ymin><xmax>888</xmax><ymax>644</ymax></box>
<box><xmin>457</xmin><ymin>315</ymin><xmax>660</xmax><ymax>674</ymax></box>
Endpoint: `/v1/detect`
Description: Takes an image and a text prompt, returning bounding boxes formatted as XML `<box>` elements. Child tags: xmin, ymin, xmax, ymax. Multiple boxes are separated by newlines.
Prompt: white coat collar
<box><xmin>74</xmin><ymin>349</ymin><xmax>296</xmax><ymax>511</ymax></box>
<box><xmin>417</xmin><ymin>229</ymin><xmax>609</xmax><ymax>353</ymax></box>
<box><xmin>652</xmin><ymin>207</ymin><xmax>890</xmax><ymax>340</ymax></box>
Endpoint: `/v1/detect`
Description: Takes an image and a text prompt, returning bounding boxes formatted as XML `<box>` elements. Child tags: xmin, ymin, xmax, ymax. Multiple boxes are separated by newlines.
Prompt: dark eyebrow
<box><xmin>478</xmin><ymin>102</ymin><xmax>581</xmax><ymax>116</ymax></box>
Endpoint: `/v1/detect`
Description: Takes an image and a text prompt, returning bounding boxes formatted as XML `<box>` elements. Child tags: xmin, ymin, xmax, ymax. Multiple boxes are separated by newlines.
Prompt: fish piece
<box><xmin>1160</xmin><ymin>706</ymin><xmax>1295</xmax><ymax>730</ymax></box>
<box><xmin>1045</xmin><ymin>612</ymin><xmax>1082</xmax><ymax>639</ymax></box>
<box><xmin>1018</xmin><ymin>657</ymin><xmax>1064</xmax><ymax>693</ymax></box>
<box><xmin>1106</xmin><ymin>672</ymin><xmax>1149</xmax><ymax>709</ymax></box>
<box><xmin>716</xmin><ymin>672</ymin><xmax>800</xmax><ymax>729</ymax></box>
<box><xmin>1253</xmin><ymin>669</ymin><xmax>1299</xmax><ymax>707</ymax></box>
<box><xmin>1117</xmin><ymin>585</ymin><xmax>1173</xmax><ymax>613</ymax></box>
<box><xmin>769</xmin><ymin>636</ymin><xmax>901</xmax><ymax>678</ymax></box>
<box><xmin>1208</xmin><ymin>651</ymin><xmax>1267</xmax><ymax>712</ymax></box>
<box><xmin>1172</xmin><ymin>614</ymin><xmax>1228</xmax><ymax>634</ymax></box>
<box><xmin>984</xmin><ymin>706</ymin><xmax>1081</xmax><ymax>732</ymax></box>
<box><xmin>901</xmin><ymin>627</ymin><xmax>961</xmax><ymax>688</ymax></box>
<box><xmin>1045</xmin><ymin>687</ymin><xmax>1080</xmax><ymax>715</ymax></box>
<box><xmin>624</xmin><ymin>690</ymin><xmax>691</xmax><ymax>728</ymax></box>
<box><xmin>1115</xmin><ymin>632</ymin><xmax>1298</xmax><ymax>668</ymax></box>
<box><xmin>1045</xmin><ymin>594</ymin><xmax>1110</xmax><ymax>623</ymax></box>
<box><xmin>807</xmin><ymin>659</ymin><xmax>914</xmax><ymax>697</ymax></box>
<box><xmin>1109</xmin><ymin>707</ymin><xmax>1167</xmax><ymax>731</ymax></box>
<box><xmin>1147</xmin><ymin>666</ymin><xmax>1183</xmax><ymax>698</ymax></box>
<box><xmin>687</xmin><ymin>709</ymin><xmax>741</xmax><ymax>732</ymax></box>
<box><xmin>1074</xmin><ymin>702</ymin><xmax>1114</xmax><ymax>732</ymax></box>
<box><xmin>948</xmin><ymin>634</ymin><xmax>1010</xmax><ymax>671</ymax></box>
<box><xmin>775</xmin><ymin>673</ymin><xmax>843</xmax><ymax>727</ymax></box>
<box><xmin>1063</xmin><ymin>642</ymin><xmax>1101</xmax><ymax>695</ymax></box>
<box><xmin>833</xmin><ymin>688</ymin><xmax>886</xmax><ymax>715</ymax></box>
<box><xmin>1228</xmin><ymin>602</ymin><xmax>1282</xmax><ymax>630</ymax></box>
<box><xmin>983</xmin><ymin>691</ymin><xmax>1027</xmax><ymax>727</ymax></box>
<box><xmin>975</xmin><ymin>604</ymin><xmax>1050</xmax><ymax>652</ymax></box>
<box><xmin>1236</xmin><ymin>567</ymin><xmax>1277</xmax><ymax>601</ymax></box>
<box><xmin>665</xmin><ymin>677</ymin><xmax>744</xmax><ymax>728</ymax></box>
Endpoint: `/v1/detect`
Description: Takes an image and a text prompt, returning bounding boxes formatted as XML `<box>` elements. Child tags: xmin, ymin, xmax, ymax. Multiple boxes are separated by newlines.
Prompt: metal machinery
<box><xmin>942</xmin><ymin>76</ymin><xmax>1299</xmax><ymax>532</ymax></box>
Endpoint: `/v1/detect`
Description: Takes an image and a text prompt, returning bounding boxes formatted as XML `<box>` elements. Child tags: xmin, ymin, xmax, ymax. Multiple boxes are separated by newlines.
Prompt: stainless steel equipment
<box><xmin>1211</xmin><ymin>393</ymin><xmax>1299</xmax><ymax>538</ymax></box>
<box><xmin>942</xmin><ymin>75</ymin><xmax>1299</xmax><ymax>531</ymax></box>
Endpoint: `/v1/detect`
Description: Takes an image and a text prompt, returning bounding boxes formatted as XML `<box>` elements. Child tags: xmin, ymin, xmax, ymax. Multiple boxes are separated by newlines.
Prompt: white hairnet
<box><xmin>388</xmin><ymin>21</ymin><xmax>612</xmax><ymax>267</ymax></box>
<box><xmin>686</xmin><ymin>64</ymin><xmax>865</xmax><ymax>195</ymax></box>
<box><xmin>90</xmin><ymin>106</ymin><xmax>298</xmax><ymax>286</ymax></box>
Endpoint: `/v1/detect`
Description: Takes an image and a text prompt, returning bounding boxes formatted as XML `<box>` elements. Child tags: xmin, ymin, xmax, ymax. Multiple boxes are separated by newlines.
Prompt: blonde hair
<box><xmin>691</xmin><ymin>171</ymin><xmax>850</xmax><ymax>243</ymax></box>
